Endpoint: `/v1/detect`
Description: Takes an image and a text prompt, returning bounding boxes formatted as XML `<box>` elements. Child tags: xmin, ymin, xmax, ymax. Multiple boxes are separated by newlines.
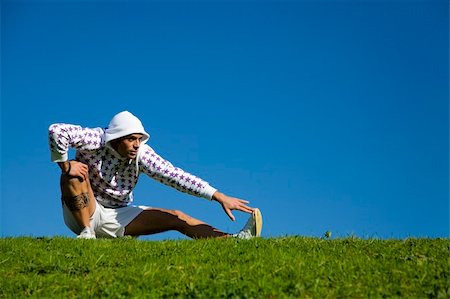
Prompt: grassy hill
<box><xmin>1</xmin><ymin>237</ymin><xmax>449</xmax><ymax>298</ymax></box>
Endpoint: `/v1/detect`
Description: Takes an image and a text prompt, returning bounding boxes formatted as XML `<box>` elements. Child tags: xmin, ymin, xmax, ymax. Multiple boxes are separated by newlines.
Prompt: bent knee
<box><xmin>61</xmin><ymin>174</ymin><xmax>89</xmax><ymax>184</ymax></box>
<box><xmin>60</xmin><ymin>173</ymin><xmax>91</xmax><ymax>197</ymax></box>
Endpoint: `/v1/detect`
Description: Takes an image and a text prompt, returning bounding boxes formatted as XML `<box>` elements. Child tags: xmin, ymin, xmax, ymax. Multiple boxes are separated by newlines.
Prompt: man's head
<box><xmin>110</xmin><ymin>133</ymin><xmax>144</xmax><ymax>159</ymax></box>
<box><xmin>104</xmin><ymin>111</ymin><xmax>150</xmax><ymax>159</ymax></box>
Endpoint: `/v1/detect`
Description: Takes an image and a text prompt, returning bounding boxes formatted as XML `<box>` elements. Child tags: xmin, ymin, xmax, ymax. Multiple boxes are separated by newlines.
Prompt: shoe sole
<box><xmin>253</xmin><ymin>208</ymin><xmax>263</xmax><ymax>237</ymax></box>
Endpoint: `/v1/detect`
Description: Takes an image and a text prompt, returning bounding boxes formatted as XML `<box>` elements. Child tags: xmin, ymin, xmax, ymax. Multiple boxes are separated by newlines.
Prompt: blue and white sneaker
<box><xmin>234</xmin><ymin>208</ymin><xmax>262</xmax><ymax>239</ymax></box>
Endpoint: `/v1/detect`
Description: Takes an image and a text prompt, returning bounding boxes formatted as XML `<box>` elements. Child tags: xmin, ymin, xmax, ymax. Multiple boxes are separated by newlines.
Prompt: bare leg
<box><xmin>60</xmin><ymin>174</ymin><xmax>96</xmax><ymax>229</ymax></box>
<box><xmin>124</xmin><ymin>208</ymin><xmax>229</xmax><ymax>239</ymax></box>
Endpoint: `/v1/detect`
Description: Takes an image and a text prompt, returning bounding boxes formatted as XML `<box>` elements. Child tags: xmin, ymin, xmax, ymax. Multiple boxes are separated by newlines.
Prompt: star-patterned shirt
<box><xmin>48</xmin><ymin>123</ymin><xmax>217</xmax><ymax>208</ymax></box>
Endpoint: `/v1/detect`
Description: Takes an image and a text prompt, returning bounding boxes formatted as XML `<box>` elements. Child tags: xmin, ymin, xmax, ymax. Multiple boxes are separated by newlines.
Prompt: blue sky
<box><xmin>1</xmin><ymin>0</ymin><xmax>448</xmax><ymax>240</ymax></box>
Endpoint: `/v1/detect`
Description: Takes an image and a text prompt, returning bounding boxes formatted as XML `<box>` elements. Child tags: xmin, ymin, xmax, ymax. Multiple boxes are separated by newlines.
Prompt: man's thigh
<box><xmin>124</xmin><ymin>208</ymin><xmax>180</xmax><ymax>236</ymax></box>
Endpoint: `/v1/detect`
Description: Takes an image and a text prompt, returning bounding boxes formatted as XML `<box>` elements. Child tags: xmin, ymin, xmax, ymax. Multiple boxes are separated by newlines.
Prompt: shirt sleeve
<box><xmin>48</xmin><ymin>123</ymin><xmax>104</xmax><ymax>162</ymax></box>
<box><xmin>139</xmin><ymin>145</ymin><xmax>217</xmax><ymax>200</ymax></box>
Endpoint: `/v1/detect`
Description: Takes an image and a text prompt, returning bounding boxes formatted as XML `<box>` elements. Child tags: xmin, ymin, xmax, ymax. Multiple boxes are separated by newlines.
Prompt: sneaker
<box><xmin>234</xmin><ymin>208</ymin><xmax>263</xmax><ymax>239</ymax></box>
<box><xmin>77</xmin><ymin>227</ymin><xmax>96</xmax><ymax>239</ymax></box>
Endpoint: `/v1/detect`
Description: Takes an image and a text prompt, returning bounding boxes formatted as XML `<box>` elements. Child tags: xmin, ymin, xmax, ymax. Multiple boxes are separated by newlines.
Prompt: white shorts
<box><xmin>62</xmin><ymin>201</ymin><xmax>149</xmax><ymax>238</ymax></box>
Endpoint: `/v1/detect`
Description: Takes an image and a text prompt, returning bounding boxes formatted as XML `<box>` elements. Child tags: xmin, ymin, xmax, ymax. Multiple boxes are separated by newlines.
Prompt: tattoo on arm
<box><xmin>62</xmin><ymin>192</ymin><xmax>90</xmax><ymax>211</ymax></box>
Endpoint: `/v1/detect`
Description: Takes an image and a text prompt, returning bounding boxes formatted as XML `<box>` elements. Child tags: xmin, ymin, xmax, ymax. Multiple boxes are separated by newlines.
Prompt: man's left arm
<box><xmin>139</xmin><ymin>145</ymin><xmax>254</xmax><ymax>220</ymax></box>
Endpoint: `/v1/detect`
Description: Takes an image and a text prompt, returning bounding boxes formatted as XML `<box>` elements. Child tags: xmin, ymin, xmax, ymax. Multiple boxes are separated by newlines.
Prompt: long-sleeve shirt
<box><xmin>48</xmin><ymin>123</ymin><xmax>217</xmax><ymax>208</ymax></box>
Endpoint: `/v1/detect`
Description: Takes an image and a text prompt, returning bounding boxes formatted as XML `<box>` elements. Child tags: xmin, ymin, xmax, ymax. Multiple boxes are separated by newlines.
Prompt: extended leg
<box><xmin>124</xmin><ymin>208</ymin><xmax>229</xmax><ymax>239</ymax></box>
<box><xmin>60</xmin><ymin>174</ymin><xmax>96</xmax><ymax>229</ymax></box>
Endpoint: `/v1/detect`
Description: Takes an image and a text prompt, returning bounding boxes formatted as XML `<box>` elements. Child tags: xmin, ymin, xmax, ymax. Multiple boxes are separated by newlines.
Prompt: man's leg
<box><xmin>60</xmin><ymin>174</ymin><xmax>96</xmax><ymax>230</ymax></box>
<box><xmin>124</xmin><ymin>208</ymin><xmax>229</xmax><ymax>239</ymax></box>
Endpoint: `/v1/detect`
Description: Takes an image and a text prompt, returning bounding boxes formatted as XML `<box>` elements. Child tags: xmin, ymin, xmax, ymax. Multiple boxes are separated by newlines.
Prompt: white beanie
<box><xmin>105</xmin><ymin>111</ymin><xmax>150</xmax><ymax>144</ymax></box>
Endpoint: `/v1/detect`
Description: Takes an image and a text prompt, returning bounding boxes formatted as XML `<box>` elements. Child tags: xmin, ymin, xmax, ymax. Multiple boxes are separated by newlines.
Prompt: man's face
<box><xmin>116</xmin><ymin>133</ymin><xmax>144</xmax><ymax>159</ymax></box>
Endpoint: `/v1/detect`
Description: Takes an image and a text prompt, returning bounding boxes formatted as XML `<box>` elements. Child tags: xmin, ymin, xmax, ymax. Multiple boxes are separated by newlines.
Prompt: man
<box><xmin>49</xmin><ymin>111</ymin><xmax>262</xmax><ymax>239</ymax></box>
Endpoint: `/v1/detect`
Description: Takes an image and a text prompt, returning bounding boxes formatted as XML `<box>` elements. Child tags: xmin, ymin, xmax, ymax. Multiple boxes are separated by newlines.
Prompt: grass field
<box><xmin>1</xmin><ymin>237</ymin><xmax>449</xmax><ymax>298</ymax></box>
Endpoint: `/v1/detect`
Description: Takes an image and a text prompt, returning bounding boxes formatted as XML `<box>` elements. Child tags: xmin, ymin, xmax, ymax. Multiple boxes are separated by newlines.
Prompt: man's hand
<box><xmin>58</xmin><ymin>160</ymin><xmax>89</xmax><ymax>181</ymax></box>
<box><xmin>212</xmin><ymin>191</ymin><xmax>254</xmax><ymax>221</ymax></box>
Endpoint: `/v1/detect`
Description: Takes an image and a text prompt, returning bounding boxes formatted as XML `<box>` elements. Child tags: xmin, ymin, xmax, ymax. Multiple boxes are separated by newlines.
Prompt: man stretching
<box><xmin>49</xmin><ymin>111</ymin><xmax>262</xmax><ymax>239</ymax></box>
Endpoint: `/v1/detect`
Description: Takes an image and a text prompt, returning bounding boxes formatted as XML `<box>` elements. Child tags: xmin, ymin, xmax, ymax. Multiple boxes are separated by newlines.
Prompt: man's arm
<box><xmin>48</xmin><ymin>123</ymin><xmax>103</xmax><ymax>162</ymax></box>
<box><xmin>139</xmin><ymin>145</ymin><xmax>217</xmax><ymax>199</ymax></box>
<box><xmin>139</xmin><ymin>145</ymin><xmax>255</xmax><ymax>220</ymax></box>
<box><xmin>58</xmin><ymin>161</ymin><xmax>71</xmax><ymax>173</ymax></box>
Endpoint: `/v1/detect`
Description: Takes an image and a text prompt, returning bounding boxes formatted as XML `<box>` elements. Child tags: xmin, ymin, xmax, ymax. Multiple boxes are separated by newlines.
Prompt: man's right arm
<box><xmin>48</xmin><ymin>123</ymin><xmax>103</xmax><ymax>162</ymax></box>
<box><xmin>57</xmin><ymin>161</ymin><xmax>71</xmax><ymax>173</ymax></box>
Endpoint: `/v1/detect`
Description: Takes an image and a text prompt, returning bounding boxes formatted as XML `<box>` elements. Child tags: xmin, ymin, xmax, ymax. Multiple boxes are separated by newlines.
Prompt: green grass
<box><xmin>1</xmin><ymin>237</ymin><xmax>449</xmax><ymax>298</ymax></box>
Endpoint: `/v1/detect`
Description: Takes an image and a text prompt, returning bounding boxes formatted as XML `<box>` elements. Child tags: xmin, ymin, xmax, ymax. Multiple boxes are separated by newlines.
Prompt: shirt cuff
<box><xmin>203</xmin><ymin>185</ymin><xmax>217</xmax><ymax>200</ymax></box>
<box><xmin>51</xmin><ymin>151</ymin><xmax>68</xmax><ymax>162</ymax></box>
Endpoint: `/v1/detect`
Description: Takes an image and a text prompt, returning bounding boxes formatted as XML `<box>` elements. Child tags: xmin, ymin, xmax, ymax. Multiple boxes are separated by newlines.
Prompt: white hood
<box><xmin>105</xmin><ymin>111</ymin><xmax>150</xmax><ymax>145</ymax></box>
